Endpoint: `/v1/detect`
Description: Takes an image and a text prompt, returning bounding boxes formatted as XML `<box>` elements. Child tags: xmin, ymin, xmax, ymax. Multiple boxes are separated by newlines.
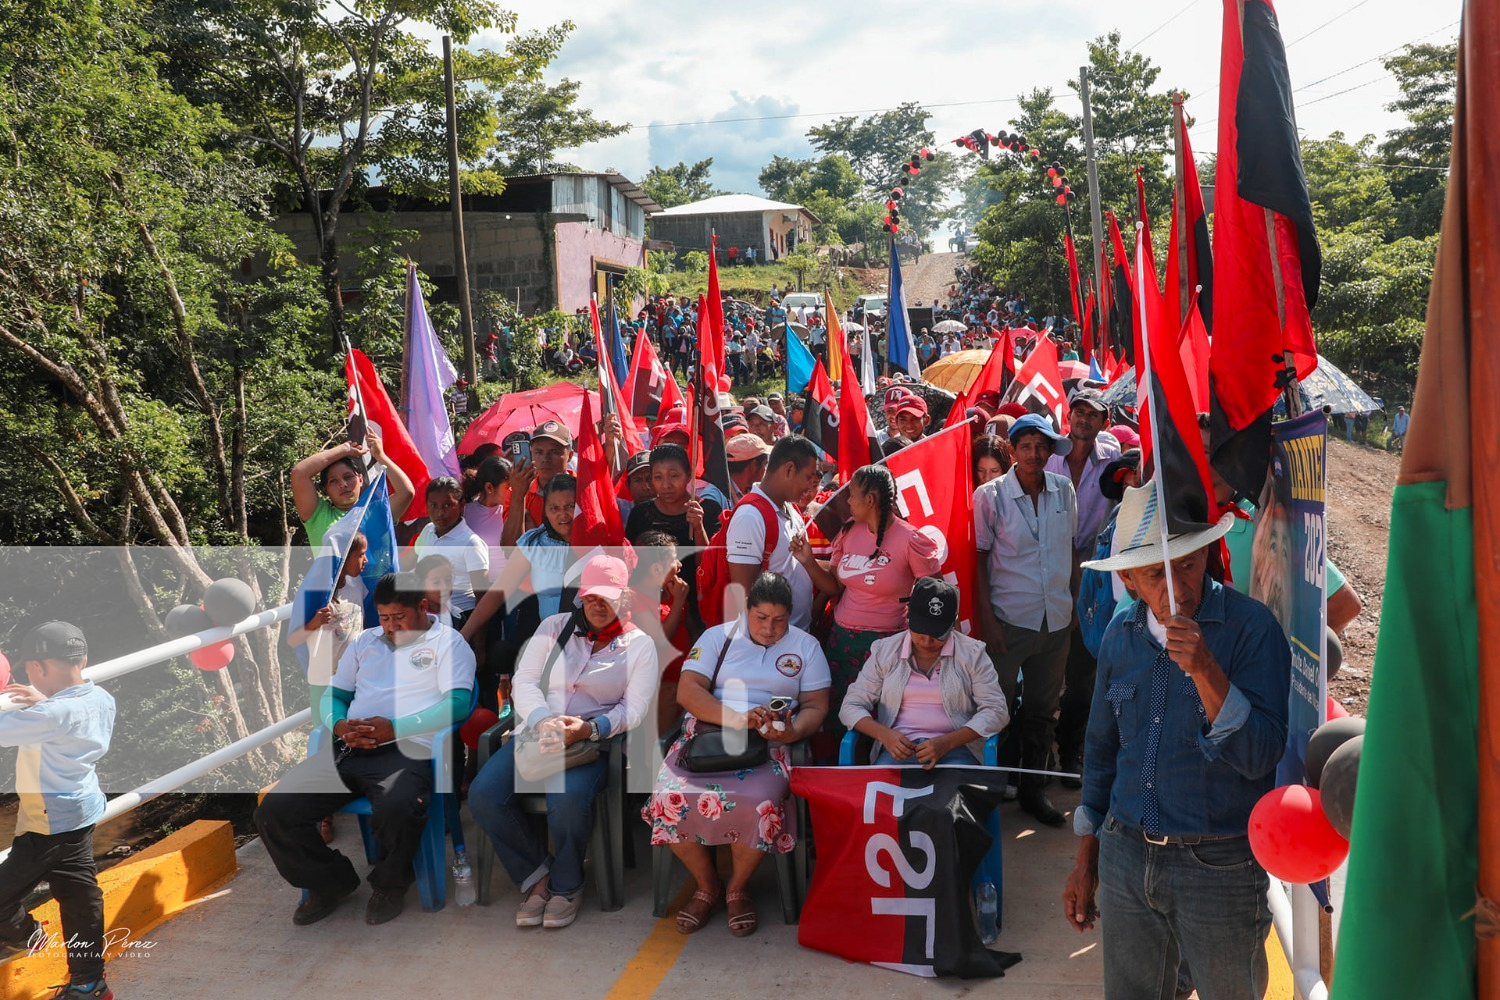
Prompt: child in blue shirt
<box><xmin>0</xmin><ymin>621</ymin><xmax>117</xmax><ymax>1000</ymax></box>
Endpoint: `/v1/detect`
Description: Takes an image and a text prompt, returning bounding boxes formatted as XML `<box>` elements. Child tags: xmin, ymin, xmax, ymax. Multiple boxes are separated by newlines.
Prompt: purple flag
<box><xmin>404</xmin><ymin>264</ymin><xmax>461</xmax><ymax>478</ymax></box>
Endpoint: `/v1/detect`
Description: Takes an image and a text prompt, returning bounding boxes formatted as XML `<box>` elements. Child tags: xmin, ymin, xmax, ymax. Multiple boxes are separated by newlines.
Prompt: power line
<box><xmin>630</xmin><ymin>96</ymin><xmax>1025</xmax><ymax>132</ymax></box>
<box><xmin>1298</xmin><ymin>74</ymin><xmax>1395</xmax><ymax>108</ymax></box>
<box><xmin>1284</xmin><ymin>0</ymin><xmax>1375</xmax><ymax>47</ymax></box>
<box><xmin>1129</xmin><ymin>0</ymin><xmax>1204</xmax><ymax>49</ymax></box>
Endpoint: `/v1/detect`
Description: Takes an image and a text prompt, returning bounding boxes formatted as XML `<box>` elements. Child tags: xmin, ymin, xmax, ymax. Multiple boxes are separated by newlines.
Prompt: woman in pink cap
<box><xmin>468</xmin><ymin>553</ymin><xmax>658</xmax><ymax>931</ymax></box>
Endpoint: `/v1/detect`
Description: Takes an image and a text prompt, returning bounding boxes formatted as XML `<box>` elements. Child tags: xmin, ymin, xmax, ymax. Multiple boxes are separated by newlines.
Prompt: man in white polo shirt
<box><xmin>725</xmin><ymin>436</ymin><xmax>821</xmax><ymax>629</ymax></box>
<box><xmin>256</xmin><ymin>572</ymin><xmax>476</xmax><ymax>927</ymax></box>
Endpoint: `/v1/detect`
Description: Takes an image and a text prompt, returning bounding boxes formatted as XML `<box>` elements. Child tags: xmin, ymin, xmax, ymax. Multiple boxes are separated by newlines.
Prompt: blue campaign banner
<box><xmin>1249</xmin><ymin>410</ymin><xmax>1328</xmax><ymax>786</ymax></box>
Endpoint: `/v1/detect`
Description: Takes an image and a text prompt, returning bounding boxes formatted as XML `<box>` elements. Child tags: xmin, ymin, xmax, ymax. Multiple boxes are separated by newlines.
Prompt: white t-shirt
<box><xmin>725</xmin><ymin>486</ymin><xmax>813</xmax><ymax>629</ymax></box>
<box><xmin>414</xmin><ymin>521</ymin><xmax>490</xmax><ymax>613</ymax></box>
<box><xmin>683</xmin><ymin>618</ymin><xmax>831</xmax><ymax>713</ymax></box>
<box><xmin>333</xmin><ymin>615</ymin><xmax>477</xmax><ymax>752</ymax></box>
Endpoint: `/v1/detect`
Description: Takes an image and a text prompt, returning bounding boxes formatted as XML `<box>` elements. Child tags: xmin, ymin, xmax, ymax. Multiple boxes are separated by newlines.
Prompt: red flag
<box><xmin>1082</xmin><ymin>289</ymin><xmax>1096</xmax><ymax>364</ymax></box>
<box><xmin>346</xmin><ymin>348</ymin><xmax>429</xmax><ymax>520</ymax></box>
<box><xmin>1210</xmin><ymin>0</ymin><xmax>1321</xmax><ymax>496</ymax></box>
<box><xmin>704</xmin><ymin>236</ymin><xmax>726</xmax><ymax>379</ymax></box>
<box><xmin>1179</xmin><ymin>299</ymin><xmax>1212</xmax><ymax>412</ymax></box>
<box><xmin>1133</xmin><ymin>229</ymin><xmax>1214</xmax><ymax>532</ymax></box>
<box><xmin>1004</xmin><ymin>335</ymin><xmax>1069</xmax><ymax>434</ymax></box>
<box><xmin>837</xmin><ymin>368</ymin><xmax>878</xmax><ymax>484</ymax></box>
<box><xmin>1164</xmin><ymin>100</ymin><xmax>1215</xmax><ymax>336</ymax></box>
<box><xmin>589</xmin><ymin>299</ymin><xmax>645</xmax><ymax>455</ymax></box>
<box><xmin>945</xmin><ymin>335</ymin><xmax>1015</xmax><ymax>429</ymax></box>
<box><xmin>692</xmin><ymin>294</ymin><xmax>733</xmax><ymax>499</ymax></box>
<box><xmin>573</xmin><ymin>391</ymin><xmax>624</xmax><ymax>548</ymax></box>
<box><xmin>802</xmin><ymin>361</ymin><xmax>840</xmax><ymax>460</ymax></box>
<box><xmin>1107</xmin><ymin>213</ymin><xmax>1136</xmax><ymax>367</ymax></box>
<box><xmin>622</xmin><ymin>325</ymin><xmax>684</xmax><ymax>427</ymax></box>
<box><xmin>882</xmin><ymin>425</ymin><xmax>976</xmax><ymax>635</ymax></box>
<box><xmin>1063</xmin><ymin>222</ymin><xmax>1084</xmax><ymax>329</ymax></box>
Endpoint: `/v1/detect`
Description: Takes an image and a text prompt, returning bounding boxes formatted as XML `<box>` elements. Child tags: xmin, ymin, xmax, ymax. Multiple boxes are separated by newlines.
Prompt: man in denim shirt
<box><xmin>1063</xmin><ymin>481</ymin><xmax>1290</xmax><ymax>1000</ymax></box>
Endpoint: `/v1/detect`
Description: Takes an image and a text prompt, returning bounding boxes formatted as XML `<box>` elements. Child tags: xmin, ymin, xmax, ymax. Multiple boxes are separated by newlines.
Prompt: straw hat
<box><xmin>1081</xmin><ymin>479</ymin><xmax>1235</xmax><ymax>572</ymax></box>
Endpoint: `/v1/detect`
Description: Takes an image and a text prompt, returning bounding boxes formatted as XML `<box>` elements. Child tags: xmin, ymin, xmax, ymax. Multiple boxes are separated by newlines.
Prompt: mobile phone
<box><xmin>510</xmin><ymin>439</ymin><xmax>532</xmax><ymax>463</ymax></box>
<box><xmin>767</xmin><ymin>696</ymin><xmax>794</xmax><ymax>721</ymax></box>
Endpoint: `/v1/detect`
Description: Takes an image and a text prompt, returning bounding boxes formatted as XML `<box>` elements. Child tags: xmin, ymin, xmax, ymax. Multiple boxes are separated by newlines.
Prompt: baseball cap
<box><xmin>903</xmin><ymin>578</ymin><xmax>959</xmax><ymax>638</ymax></box>
<box><xmin>767</xmin><ymin>392</ymin><xmax>783</xmax><ymax>402</ymax></box>
<box><xmin>893</xmin><ymin>396</ymin><xmax>929</xmax><ymax>419</ymax></box>
<box><xmin>748</xmin><ymin>405</ymin><xmax>776</xmax><ymax>422</ymax></box>
<box><xmin>578</xmin><ymin>554</ymin><xmax>629</xmax><ymax>602</ymax></box>
<box><xmin>726</xmin><ymin>434</ymin><xmax>773</xmax><ymax>462</ymax></box>
<box><xmin>1100</xmin><ymin>449</ymin><xmax>1142</xmax><ymax>502</ymax></box>
<box><xmin>1008</xmin><ymin>413</ymin><xmax>1073</xmax><ymax>456</ymax></box>
<box><xmin>532</xmin><ymin>420</ymin><xmax>573</xmax><ymax>448</ymax></box>
<box><xmin>1109</xmin><ymin>424</ymin><xmax>1141</xmax><ymax>450</ymax></box>
<box><xmin>883</xmin><ymin>386</ymin><xmax>914</xmax><ymax>411</ymax></box>
<box><xmin>1070</xmin><ymin>387</ymin><xmax>1109</xmax><ymax>414</ymax></box>
<box><xmin>624</xmin><ymin>450</ymin><xmax>652</xmax><ymax>477</ymax></box>
<box><xmin>721</xmin><ymin>412</ymin><xmax>749</xmax><ymax>438</ymax></box>
<box><xmin>20</xmin><ymin>621</ymin><xmax>88</xmax><ymax>662</ymax></box>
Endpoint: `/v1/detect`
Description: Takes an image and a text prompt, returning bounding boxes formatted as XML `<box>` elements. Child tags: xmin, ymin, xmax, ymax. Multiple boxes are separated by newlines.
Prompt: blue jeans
<box><xmin>468</xmin><ymin>739</ymin><xmax>608</xmax><ymax>898</ymax></box>
<box><xmin>1097</xmin><ymin>814</ymin><xmax>1271</xmax><ymax>1000</ymax></box>
<box><xmin>873</xmin><ymin>742</ymin><xmax>976</xmax><ymax>766</ymax></box>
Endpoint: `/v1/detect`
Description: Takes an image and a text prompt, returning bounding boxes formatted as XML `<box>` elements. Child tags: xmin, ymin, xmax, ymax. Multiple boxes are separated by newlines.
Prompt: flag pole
<box><xmin>1173</xmin><ymin>95</ymin><xmax>1190</xmax><ymax>328</ymax></box>
<box><xmin>1135</xmin><ymin>222</ymin><xmax>1176</xmax><ymax>616</ymax></box>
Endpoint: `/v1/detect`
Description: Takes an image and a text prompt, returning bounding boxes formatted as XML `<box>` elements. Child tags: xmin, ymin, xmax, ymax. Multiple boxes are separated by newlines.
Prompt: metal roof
<box><xmin>653</xmin><ymin>193</ymin><xmax>821</xmax><ymax>225</ymax></box>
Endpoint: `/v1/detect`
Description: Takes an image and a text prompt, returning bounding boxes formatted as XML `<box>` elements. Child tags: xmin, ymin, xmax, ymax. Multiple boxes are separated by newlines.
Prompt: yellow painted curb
<box><xmin>0</xmin><ymin>819</ymin><xmax>238</xmax><ymax>1000</ymax></box>
<box><xmin>1266</xmin><ymin>926</ymin><xmax>1295</xmax><ymax>1000</ymax></box>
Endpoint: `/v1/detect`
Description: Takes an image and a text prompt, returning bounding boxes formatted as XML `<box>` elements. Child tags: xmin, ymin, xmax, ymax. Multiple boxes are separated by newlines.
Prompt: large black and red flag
<box><xmin>1001</xmin><ymin>334</ymin><xmax>1069</xmax><ymax>434</ymax></box>
<box><xmin>1209</xmin><ymin>0</ymin><xmax>1322</xmax><ymax>500</ymax></box>
<box><xmin>802</xmin><ymin>360</ymin><xmax>840</xmax><ymax>460</ymax></box>
<box><xmin>791</xmin><ymin>765</ymin><xmax>1020</xmax><ymax>978</ymax></box>
<box><xmin>1133</xmin><ymin>228</ymin><xmax>1215</xmax><ymax>532</ymax></box>
<box><xmin>1106</xmin><ymin>212</ymin><xmax>1136</xmax><ymax>367</ymax></box>
<box><xmin>623</xmin><ymin>323</ymin><xmax>685</xmax><ymax>429</ymax></box>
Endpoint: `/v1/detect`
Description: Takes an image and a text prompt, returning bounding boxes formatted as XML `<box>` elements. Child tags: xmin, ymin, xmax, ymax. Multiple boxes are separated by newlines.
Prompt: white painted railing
<box><xmin>1268</xmin><ymin>881</ymin><xmax>1330</xmax><ymax>1000</ymax></box>
<box><xmin>84</xmin><ymin>605</ymin><xmax>294</xmax><ymax>684</ymax></box>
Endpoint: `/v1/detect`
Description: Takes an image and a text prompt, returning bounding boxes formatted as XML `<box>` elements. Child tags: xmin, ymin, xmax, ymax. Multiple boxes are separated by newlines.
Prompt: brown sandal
<box><xmin>726</xmin><ymin>890</ymin><xmax>757</xmax><ymax>937</ymax></box>
<box><xmin>318</xmin><ymin>816</ymin><xmax>335</xmax><ymax>844</ymax></box>
<box><xmin>676</xmin><ymin>888</ymin><xmax>720</xmax><ymax>935</ymax></box>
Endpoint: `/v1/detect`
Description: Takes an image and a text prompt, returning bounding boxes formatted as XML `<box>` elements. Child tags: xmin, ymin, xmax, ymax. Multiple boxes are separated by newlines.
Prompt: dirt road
<box><xmin>1325</xmin><ymin>436</ymin><xmax>1398</xmax><ymax>714</ymax></box>
<box><xmin>902</xmin><ymin>250</ymin><xmax>965</xmax><ymax>308</ymax></box>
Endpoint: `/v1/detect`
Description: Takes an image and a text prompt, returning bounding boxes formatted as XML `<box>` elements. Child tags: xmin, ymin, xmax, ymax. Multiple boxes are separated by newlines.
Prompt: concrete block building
<box><xmin>647</xmin><ymin>194</ymin><xmax>819</xmax><ymax>263</ymax></box>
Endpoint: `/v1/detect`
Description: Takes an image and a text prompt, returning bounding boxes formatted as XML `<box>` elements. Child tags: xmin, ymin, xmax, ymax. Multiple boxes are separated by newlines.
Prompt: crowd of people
<box><xmin>0</xmin><ymin>277</ymin><xmax>1364</xmax><ymax>1000</ymax></box>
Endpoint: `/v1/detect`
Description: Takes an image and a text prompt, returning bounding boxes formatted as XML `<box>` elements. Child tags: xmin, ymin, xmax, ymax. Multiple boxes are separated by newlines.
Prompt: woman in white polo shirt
<box><xmin>467</xmin><ymin>554</ymin><xmax>657</xmax><ymax>931</ymax></box>
<box><xmin>644</xmin><ymin>573</ymin><xmax>830</xmax><ymax>939</ymax></box>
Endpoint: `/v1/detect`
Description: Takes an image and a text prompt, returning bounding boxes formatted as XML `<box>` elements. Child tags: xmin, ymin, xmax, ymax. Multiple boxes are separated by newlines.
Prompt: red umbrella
<box><xmin>458</xmin><ymin>382</ymin><xmax>589</xmax><ymax>454</ymax></box>
<box><xmin>1059</xmin><ymin>359</ymin><xmax>1091</xmax><ymax>381</ymax></box>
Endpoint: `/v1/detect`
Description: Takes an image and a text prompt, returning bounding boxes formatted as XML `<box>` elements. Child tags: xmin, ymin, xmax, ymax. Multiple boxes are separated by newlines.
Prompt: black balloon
<box><xmin>203</xmin><ymin>577</ymin><xmax>257</xmax><ymax>627</ymax></box>
<box><xmin>165</xmin><ymin>603</ymin><xmax>213</xmax><ymax>639</ymax></box>
<box><xmin>1320</xmin><ymin>735</ymin><xmax>1363</xmax><ymax>839</ymax></box>
<box><xmin>1305</xmin><ymin>716</ymin><xmax>1366</xmax><ymax>787</ymax></box>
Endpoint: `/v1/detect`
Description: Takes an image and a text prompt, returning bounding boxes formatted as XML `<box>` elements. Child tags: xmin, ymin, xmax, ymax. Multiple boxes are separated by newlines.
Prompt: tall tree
<box><xmin>153</xmin><ymin>0</ymin><xmax>566</xmax><ymax>349</ymax></box>
<box><xmin>492</xmin><ymin>76</ymin><xmax>630</xmax><ymax>174</ymax></box>
<box><xmin>1377</xmin><ymin>40</ymin><xmax>1457</xmax><ymax>240</ymax></box>
<box><xmin>640</xmin><ymin>158</ymin><xmax>720</xmax><ymax>209</ymax></box>
<box><xmin>808</xmin><ymin>101</ymin><xmax>936</xmax><ymax>193</ymax></box>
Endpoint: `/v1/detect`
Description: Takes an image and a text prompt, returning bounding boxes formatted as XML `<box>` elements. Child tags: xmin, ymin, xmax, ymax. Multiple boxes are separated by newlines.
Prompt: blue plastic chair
<box><xmin>838</xmin><ymin>730</ymin><xmax>1004</xmax><ymax>925</ymax></box>
<box><xmin>304</xmin><ymin>682</ymin><xmax>475</xmax><ymax>913</ymax></box>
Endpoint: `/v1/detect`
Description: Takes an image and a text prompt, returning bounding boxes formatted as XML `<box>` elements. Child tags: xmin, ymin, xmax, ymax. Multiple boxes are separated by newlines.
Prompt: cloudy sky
<box><xmin>476</xmin><ymin>0</ymin><xmax>1462</xmax><ymax>198</ymax></box>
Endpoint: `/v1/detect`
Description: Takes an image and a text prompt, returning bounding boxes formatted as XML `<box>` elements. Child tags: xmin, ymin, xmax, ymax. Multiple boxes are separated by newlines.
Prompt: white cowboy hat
<box><xmin>1081</xmin><ymin>478</ymin><xmax>1235</xmax><ymax>573</ymax></box>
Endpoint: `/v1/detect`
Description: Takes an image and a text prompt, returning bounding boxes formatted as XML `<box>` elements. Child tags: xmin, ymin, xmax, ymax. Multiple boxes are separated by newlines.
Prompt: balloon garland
<box><xmin>883</xmin><ymin>130</ymin><xmax>1077</xmax><ymax>235</ymax></box>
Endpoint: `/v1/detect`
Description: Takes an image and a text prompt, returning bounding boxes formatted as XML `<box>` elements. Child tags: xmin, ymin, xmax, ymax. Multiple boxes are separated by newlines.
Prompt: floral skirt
<box><xmin>643</xmin><ymin>718</ymin><xmax>796</xmax><ymax>853</ymax></box>
<box><xmin>826</xmin><ymin>623</ymin><xmax>900</xmax><ymax>718</ymax></box>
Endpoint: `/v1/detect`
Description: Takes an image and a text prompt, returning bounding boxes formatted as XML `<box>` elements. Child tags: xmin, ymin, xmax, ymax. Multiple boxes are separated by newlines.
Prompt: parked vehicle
<box><xmin>853</xmin><ymin>293</ymin><xmax>888</xmax><ymax>321</ymax></box>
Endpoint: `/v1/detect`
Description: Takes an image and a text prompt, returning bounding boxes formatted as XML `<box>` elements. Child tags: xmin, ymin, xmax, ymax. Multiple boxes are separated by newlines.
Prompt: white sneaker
<box><xmin>543</xmin><ymin>892</ymin><xmax>581</xmax><ymax>929</ymax></box>
<box><xmin>516</xmin><ymin>891</ymin><xmax>548</xmax><ymax>927</ymax></box>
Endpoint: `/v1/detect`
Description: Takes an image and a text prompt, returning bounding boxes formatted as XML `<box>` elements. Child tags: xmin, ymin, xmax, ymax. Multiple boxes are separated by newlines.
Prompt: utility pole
<box><xmin>1079</xmin><ymin>65</ymin><xmax>1107</xmax><ymax>358</ymax></box>
<box><xmin>443</xmin><ymin>35</ymin><xmax>479</xmax><ymax>409</ymax></box>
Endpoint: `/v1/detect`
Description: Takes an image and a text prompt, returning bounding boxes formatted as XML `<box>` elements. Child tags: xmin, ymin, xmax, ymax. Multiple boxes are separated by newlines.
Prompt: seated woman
<box><xmin>838</xmin><ymin>578</ymin><xmax>1009</xmax><ymax>768</ymax></box>
<box><xmin>467</xmin><ymin>554</ymin><xmax>657</xmax><ymax>931</ymax></box>
<box><xmin>792</xmin><ymin>465</ymin><xmax>940</xmax><ymax>718</ymax></box>
<box><xmin>644</xmin><ymin>573</ymin><xmax>829</xmax><ymax>939</ymax></box>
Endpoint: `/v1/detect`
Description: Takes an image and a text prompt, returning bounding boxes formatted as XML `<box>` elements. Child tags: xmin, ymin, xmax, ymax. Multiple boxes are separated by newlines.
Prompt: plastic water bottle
<box><xmin>976</xmin><ymin>878</ymin><xmax>999</xmax><ymax>945</ymax></box>
<box><xmin>452</xmin><ymin>848</ymin><xmax>476</xmax><ymax>907</ymax></box>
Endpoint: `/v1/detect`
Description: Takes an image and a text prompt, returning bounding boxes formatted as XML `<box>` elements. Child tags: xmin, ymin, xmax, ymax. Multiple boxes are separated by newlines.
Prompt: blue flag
<box><xmin>1089</xmin><ymin>356</ymin><xmax>1104</xmax><ymax>381</ymax></box>
<box><xmin>786</xmin><ymin>326</ymin><xmax>816</xmax><ymax>394</ymax></box>
<box><xmin>606</xmin><ymin>281</ymin><xmax>630</xmax><ymax>390</ymax></box>
<box><xmin>886</xmin><ymin>241</ymin><xmax>920</xmax><ymax>378</ymax></box>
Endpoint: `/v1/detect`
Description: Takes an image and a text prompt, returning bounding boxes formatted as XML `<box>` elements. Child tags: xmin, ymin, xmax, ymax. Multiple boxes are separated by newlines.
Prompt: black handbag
<box><xmin>678</xmin><ymin>628</ymin><xmax>770</xmax><ymax>773</ymax></box>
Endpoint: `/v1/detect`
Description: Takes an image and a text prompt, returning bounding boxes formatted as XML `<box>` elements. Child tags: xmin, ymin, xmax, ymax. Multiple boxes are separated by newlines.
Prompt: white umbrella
<box><xmin>932</xmin><ymin>319</ymin><xmax>967</xmax><ymax>334</ymax></box>
<box><xmin>842</xmin><ymin>320</ymin><xmax>866</xmax><ymax>332</ymax></box>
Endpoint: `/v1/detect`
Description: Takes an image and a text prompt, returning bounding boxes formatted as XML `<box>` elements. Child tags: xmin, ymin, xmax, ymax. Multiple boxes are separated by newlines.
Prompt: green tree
<box><xmin>1378</xmin><ymin>40</ymin><xmax>1457</xmax><ymax>240</ymax></box>
<box><xmin>492</xmin><ymin>76</ymin><xmax>630</xmax><ymax>174</ymax></box>
<box><xmin>153</xmin><ymin>0</ymin><xmax>565</xmax><ymax>347</ymax></box>
<box><xmin>781</xmin><ymin>248</ymin><xmax>819</xmax><ymax>292</ymax></box>
<box><xmin>641</xmin><ymin>158</ymin><xmax>720</xmax><ymax>209</ymax></box>
<box><xmin>1301</xmin><ymin>133</ymin><xmax>1396</xmax><ymax>236</ymax></box>
<box><xmin>808</xmin><ymin>101</ymin><xmax>935</xmax><ymax>193</ymax></box>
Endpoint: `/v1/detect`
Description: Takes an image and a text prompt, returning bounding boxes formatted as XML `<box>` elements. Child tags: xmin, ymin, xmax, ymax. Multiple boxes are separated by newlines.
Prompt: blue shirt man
<box><xmin>1064</xmin><ymin>480</ymin><xmax>1289</xmax><ymax>1000</ymax></box>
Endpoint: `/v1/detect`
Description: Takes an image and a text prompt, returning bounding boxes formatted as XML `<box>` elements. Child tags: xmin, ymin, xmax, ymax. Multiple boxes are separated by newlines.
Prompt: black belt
<box><xmin>1115</xmin><ymin>820</ymin><xmax>1246</xmax><ymax>847</ymax></box>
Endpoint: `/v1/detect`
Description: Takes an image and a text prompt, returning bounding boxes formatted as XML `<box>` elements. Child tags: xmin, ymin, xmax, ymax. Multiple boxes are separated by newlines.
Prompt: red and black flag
<box><xmin>1208</xmin><ymin>0</ymin><xmax>1322</xmax><ymax>499</ymax></box>
<box><xmin>1165</xmin><ymin>99</ymin><xmax>1214</xmax><ymax>335</ymax></box>
<box><xmin>946</xmin><ymin>331</ymin><xmax>1017</xmax><ymax>430</ymax></box>
<box><xmin>690</xmin><ymin>294</ymin><xmax>733</xmax><ymax>500</ymax></box>
<box><xmin>622</xmin><ymin>323</ymin><xmax>685</xmax><ymax>427</ymax></box>
<box><xmin>792</xmin><ymin>765</ymin><xmax>1019</xmax><ymax>979</ymax></box>
<box><xmin>802</xmin><ymin>360</ymin><xmax>840</xmax><ymax>460</ymax></box>
<box><xmin>1063</xmin><ymin>210</ymin><xmax>1084</xmax><ymax>330</ymax></box>
<box><xmin>1134</xmin><ymin>228</ymin><xmax>1215</xmax><ymax>532</ymax></box>
<box><xmin>1107</xmin><ymin>213</ymin><xmax>1136</xmax><ymax>367</ymax></box>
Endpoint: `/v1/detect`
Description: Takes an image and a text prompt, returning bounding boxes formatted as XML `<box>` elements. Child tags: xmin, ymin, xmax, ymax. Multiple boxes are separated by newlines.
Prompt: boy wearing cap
<box><xmin>890</xmin><ymin>394</ymin><xmax>930</xmax><ymax>441</ymax></box>
<box><xmin>500</xmin><ymin>421</ymin><xmax>575</xmax><ymax>548</ymax></box>
<box><xmin>839</xmin><ymin>579</ymin><xmax>1008</xmax><ymax>769</ymax></box>
<box><xmin>1063</xmin><ymin>480</ymin><xmax>1288</xmax><ymax>1000</ymax></box>
<box><xmin>0</xmin><ymin>622</ymin><xmax>116</xmax><ymax>1000</ymax></box>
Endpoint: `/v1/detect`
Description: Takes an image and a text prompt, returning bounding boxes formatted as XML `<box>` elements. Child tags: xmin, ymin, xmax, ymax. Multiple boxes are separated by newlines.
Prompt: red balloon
<box><xmin>1052</xmin><ymin>176</ymin><xmax>1063</xmax><ymax>188</ymax></box>
<box><xmin>1046</xmin><ymin>167</ymin><xmax>1058</xmax><ymax>178</ymax></box>
<box><xmin>459</xmin><ymin>708</ymin><xmax>500</xmax><ymax>750</ymax></box>
<box><xmin>1327</xmin><ymin>696</ymin><xmax>1349</xmax><ymax>720</ymax></box>
<box><xmin>1057</xmin><ymin>194</ymin><xmax>1067</xmax><ymax>205</ymax></box>
<box><xmin>190</xmin><ymin>640</ymin><xmax>235</xmax><ymax>671</ymax></box>
<box><xmin>1030</xmin><ymin>148</ymin><xmax>1041</xmax><ymax>158</ymax></box>
<box><xmin>0</xmin><ymin>651</ymin><xmax>10</xmax><ymax>687</ymax></box>
<box><xmin>1248</xmin><ymin>785</ymin><xmax>1349</xmax><ymax>883</ymax></box>
<box><xmin>717</xmin><ymin>375</ymin><xmax>731</xmax><ymax>392</ymax></box>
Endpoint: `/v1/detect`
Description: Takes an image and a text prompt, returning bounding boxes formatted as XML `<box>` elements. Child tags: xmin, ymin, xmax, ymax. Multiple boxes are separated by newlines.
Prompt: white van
<box><xmin>780</xmin><ymin>292</ymin><xmax>823</xmax><ymax>313</ymax></box>
<box><xmin>853</xmin><ymin>294</ymin><xmax>888</xmax><ymax>320</ymax></box>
